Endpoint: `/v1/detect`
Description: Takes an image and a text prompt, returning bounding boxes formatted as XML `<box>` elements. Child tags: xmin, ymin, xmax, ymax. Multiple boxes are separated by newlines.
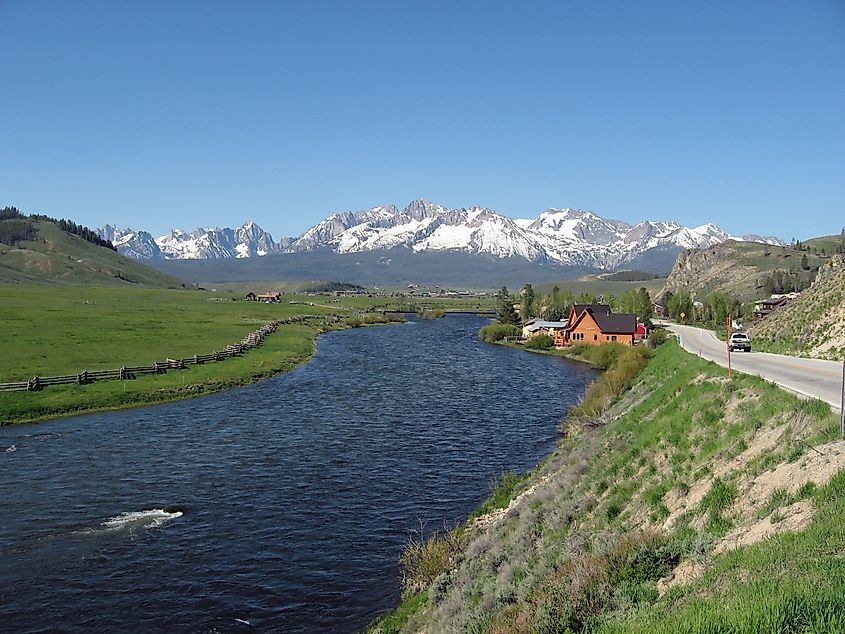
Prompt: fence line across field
<box><xmin>1</xmin><ymin>314</ymin><xmax>332</xmax><ymax>393</ymax></box>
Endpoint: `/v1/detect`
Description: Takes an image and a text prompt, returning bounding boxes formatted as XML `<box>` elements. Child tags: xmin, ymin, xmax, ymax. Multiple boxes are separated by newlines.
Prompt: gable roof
<box><xmin>572</xmin><ymin>304</ymin><xmax>611</xmax><ymax>319</ymax></box>
<box><xmin>591</xmin><ymin>311</ymin><xmax>637</xmax><ymax>334</ymax></box>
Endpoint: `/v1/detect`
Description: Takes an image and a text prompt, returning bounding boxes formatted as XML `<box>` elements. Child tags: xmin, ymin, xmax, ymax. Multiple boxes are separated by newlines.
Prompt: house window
<box><xmin>611</xmin><ymin>335</ymin><xmax>617</xmax><ymax>342</ymax></box>
<box><xmin>594</xmin><ymin>334</ymin><xmax>598</xmax><ymax>341</ymax></box>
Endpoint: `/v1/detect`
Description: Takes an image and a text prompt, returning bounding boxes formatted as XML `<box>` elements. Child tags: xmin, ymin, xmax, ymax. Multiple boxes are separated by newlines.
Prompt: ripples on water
<box><xmin>0</xmin><ymin>315</ymin><xmax>596</xmax><ymax>632</ymax></box>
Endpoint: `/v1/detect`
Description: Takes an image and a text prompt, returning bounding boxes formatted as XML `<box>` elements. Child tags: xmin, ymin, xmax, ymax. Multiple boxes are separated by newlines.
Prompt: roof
<box><xmin>591</xmin><ymin>311</ymin><xmax>637</xmax><ymax>334</ymax></box>
<box><xmin>525</xmin><ymin>320</ymin><xmax>569</xmax><ymax>332</ymax></box>
<box><xmin>572</xmin><ymin>304</ymin><xmax>611</xmax><ymax>318</ymax></box>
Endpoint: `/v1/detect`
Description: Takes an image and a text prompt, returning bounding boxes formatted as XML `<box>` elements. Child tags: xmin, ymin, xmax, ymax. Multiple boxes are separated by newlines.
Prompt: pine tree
<box><xmin>496</xmin><ymin>287</ymin><xmax>520</xmax><ymax>325</ymax></box>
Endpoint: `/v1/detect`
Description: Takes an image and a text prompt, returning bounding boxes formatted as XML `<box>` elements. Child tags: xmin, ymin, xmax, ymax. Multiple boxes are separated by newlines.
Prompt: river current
<box><xmin>0</xmin><ymin>315</ymin><xmax>596</xmax><ymax>632</ymax></box>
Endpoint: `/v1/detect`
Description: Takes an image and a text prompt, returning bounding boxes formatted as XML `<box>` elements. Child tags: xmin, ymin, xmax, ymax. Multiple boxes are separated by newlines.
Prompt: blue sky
<box><xmin>1</xmin><ymin>1</ymin><xmax>843</xmax><ymax>241</ymax></box>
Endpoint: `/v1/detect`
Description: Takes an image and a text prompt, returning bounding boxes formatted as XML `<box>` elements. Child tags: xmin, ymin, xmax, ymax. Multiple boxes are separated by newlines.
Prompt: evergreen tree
<box><xmin>520</xmin><ymin>284</ymin><xmax>536</xmax><ymax>321</ymax></box>
<box><xmin>496</xmin><ymin>287</ymin><xmax>520</xmax><ymax>325</ymax></box>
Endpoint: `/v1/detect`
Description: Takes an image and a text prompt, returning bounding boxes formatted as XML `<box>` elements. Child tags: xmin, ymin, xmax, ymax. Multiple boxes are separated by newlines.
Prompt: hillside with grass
<box><xmin>661</xmin><ymin>239</ymin><xmax>829</xmax><ymax>302</ymax></box>
<box><xmin>748</xmin><ymin>254</ymin><xmax>845</xmax><ymax>360</ymax></box>
<box><xmin>0</xmin><ymin>214</ymin><xmax>186</xmax><ymax>287</ymax></box>
<box><xmin>372</xmin><ymin>341</ymin><xmax>845</xmax><ymax>633</ymax></box>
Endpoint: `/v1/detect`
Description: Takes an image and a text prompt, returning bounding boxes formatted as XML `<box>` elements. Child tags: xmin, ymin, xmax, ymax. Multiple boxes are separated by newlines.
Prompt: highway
<box><xmin>664</xmin><ymin>322</ymin><xmax>844</xmax><ymax>410</ymax></box>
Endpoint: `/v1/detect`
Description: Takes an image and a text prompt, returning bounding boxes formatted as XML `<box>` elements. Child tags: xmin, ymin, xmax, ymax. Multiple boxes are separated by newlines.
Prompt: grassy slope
<box><xmin>0</xmin><ymin>220</ymin><xmax>185</xmax><ymax>287</ymax></box>
<box><xmin>533</xmin><ymin>277</ymin><xmax>666</xmax><ymax>298</ymax></box>
<box><xmin>376</xmin><ymin>342</ymin><xmax>843</xmax><ymax>633</ymax></box>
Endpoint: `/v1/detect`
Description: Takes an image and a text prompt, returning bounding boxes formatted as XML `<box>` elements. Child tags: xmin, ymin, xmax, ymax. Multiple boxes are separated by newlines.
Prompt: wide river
<box><xmin>0</xmin><ymin>315</ymin><xmax>596</xmax><ymax>632</ymax></box>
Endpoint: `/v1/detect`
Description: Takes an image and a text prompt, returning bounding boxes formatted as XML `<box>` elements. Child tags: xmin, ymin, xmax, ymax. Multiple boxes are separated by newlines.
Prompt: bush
<box><xmin>479</xmin><ymin>323</ymin><xmax>521</xmax><ymax>343</ymax></box>
<box><xmin>417</xmin><ymin>309</ymin><xmax>445</xmax><ymax>320</ymax></box>
<box><xmin>344</xmin><ymin>316</ymin><xmax>363</xmax><ymax>328</ymax></box>
<box><xmin>568</xmin><ymin>345</ymin><xmax>650</xmax><ymax>420</ymax></box>
<box><xmin>400</xmin><ymin>525</ymin><xmax>467</xmax><ymax>592</ymax></box>
<box><xmin>648</xmin><ymin>328</ymin><xmax>669</xmax><ymax>348</ymax></box>
<box><xmin>525</xmin><ymin>334</ymin><xmax>554</xmax><ymax>350</ymax></box>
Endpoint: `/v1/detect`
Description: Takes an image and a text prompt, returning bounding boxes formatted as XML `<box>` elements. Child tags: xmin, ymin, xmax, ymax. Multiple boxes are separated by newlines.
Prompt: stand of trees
<box><xmin>1</xmin><ymin>206</ymin><xmax>117</xmax><ymax>252</ymax></box>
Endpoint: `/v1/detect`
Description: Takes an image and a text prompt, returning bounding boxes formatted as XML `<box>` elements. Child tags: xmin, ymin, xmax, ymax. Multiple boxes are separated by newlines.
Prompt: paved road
<box><xmin>664</xmin><ymin>322</ymin><xmax>844</xmax><ymax>410</ymax></box>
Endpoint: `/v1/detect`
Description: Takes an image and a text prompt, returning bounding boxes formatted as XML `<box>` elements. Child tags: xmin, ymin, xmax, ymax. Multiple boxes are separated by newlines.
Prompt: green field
<box><xmin>533</xmin><ymin>276</ymin><xmax>667</xmax><ymax>298</ymax></box>
<box><xmin>0</xmin><ymin>284</ymin><xmax>495</xmax><ymax>424</ymax></box>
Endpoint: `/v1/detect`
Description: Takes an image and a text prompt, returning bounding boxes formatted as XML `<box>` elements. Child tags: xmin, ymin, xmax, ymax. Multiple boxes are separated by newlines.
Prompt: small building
<box><xmin>634</xmin><ymin>322</ymin><xmax>648</xmax><ymax>342</ymax></box>
<box><xmin>522</xmin><ymin>319</ymin><xmax>569</xmax><ymax>340</ymax></box>
<box><xmin>651</xmin><ymin>302</ymin><xmax>666</xmax><ymax>318</ymax></box>
<box><xmin>564</xmin><ymin>304</ymin><xmax>637</xmax><ymax>346</ymax></box>
<box><xmin>256</xmin><ymin>291</ymin><xmax>282</xmax><ymax>303</ymax></box>
<box><xmin>753</xmin><ymin>294</ymin><xmax>793</xmax><ymax>320</ymax></box>
<box><xmin>245</xmin><ymin>292</ymin><xmax>257</xmax><ymax>301</ymax></box>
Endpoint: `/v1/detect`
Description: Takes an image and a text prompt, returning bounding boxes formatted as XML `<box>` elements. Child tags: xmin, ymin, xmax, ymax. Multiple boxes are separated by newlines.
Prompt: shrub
<box><xmin>344</xmin><ymin>316</ymin><xmax>363</xmax><ymax>328</ymax></box>
<box><xmin>400</xmin><ymin>525</ymin><xmax>467</xmax><ymax>592</ymax></box>
<box><xmin>417</xmin><ymin>309</ymin><xmax>445</xmax><ymax>320</ymax></box>
<box><xmin>648</xmin><ymin>328</ymin><xmax>669</xmax><ymax>348</ymax></box>
<box><xmin>479</xmin><ymin>323</ymin><xmax>521</xmax><ymax>343</ymax></box>
<box><xmin>525</xmin><ymin>334</ymin><xmax>554</xmax><ymax>350</ymax></box>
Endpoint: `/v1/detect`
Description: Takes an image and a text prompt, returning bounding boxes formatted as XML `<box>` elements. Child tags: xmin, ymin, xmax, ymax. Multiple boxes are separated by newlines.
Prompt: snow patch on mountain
<box><xmin>100</xmin><ymin>200</ymin><xmax>783</xmax><ymax>269</ymax></box>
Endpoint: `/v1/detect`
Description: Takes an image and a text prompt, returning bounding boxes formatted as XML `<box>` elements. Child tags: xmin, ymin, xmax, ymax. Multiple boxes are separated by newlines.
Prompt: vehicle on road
<box><xmin>729</xmin><ymin>332</ymin><xmax>752</xmax><ymax>352</ymax></box>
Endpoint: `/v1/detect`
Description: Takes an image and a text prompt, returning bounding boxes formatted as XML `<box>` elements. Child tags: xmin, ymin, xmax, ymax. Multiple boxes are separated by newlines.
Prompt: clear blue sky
<box><xmin>2</xmin><ymin>1</ymin><xmax>843</xmax><ymax>241</ymax></box>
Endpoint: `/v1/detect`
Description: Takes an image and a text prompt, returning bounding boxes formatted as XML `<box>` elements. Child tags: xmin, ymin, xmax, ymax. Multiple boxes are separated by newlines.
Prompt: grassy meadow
<box><xmin>0</xmin><ymin>284</ymin><xmax>497</xmax><ymax>424</ymax></box>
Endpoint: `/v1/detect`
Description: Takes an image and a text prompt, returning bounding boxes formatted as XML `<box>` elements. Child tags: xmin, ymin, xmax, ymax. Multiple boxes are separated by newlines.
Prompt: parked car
<box><xmin>729</xmin><ymin>332</ymin><xmax>752</xmax><ymax>352</ymax></box>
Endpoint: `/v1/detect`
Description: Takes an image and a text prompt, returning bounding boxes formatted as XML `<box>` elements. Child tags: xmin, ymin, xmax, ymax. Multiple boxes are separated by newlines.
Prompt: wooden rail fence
<box><xmin>0</xmin><ymin>314</ymin><xmax>331</xmax><ymax>392</ymax></box>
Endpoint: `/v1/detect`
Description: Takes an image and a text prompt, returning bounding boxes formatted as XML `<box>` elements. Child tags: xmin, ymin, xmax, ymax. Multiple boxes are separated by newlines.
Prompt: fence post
<box><xmin>28</xmin><ymin>376</ymin><xmax>40</xmax><ymax>391</ymax></box>
<box><xmin>119</xmin><ymin>366</ymin><xmax>127</xmax><ymax>380</ymax></box>
<box><xmin>840</xmin><ymin>360</ymin><xmax>844</xmax><ymax>437</ymax></box>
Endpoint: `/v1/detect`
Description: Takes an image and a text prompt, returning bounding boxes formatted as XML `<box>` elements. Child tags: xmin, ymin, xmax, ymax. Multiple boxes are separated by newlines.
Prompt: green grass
<box><xmin>595</xmin><ymin>471</ymin><xmax>845</xmax><ymax>634</ymax></box>
<box><xmin>0</xmin><ymin>284</ymin><xmax>399</xmax><ymax>424</ymax></box>
<box><xmin>0</xmin><ymin>220</ymin><xmax>185</xmax><ymax>287</ymax></box>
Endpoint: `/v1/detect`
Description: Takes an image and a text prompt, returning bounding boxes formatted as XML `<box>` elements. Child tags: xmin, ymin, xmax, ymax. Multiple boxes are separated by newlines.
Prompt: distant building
<box><xmin>753</xmin><ymin>294</ymin><xmax>795</xmax><ymax>320</ymax></box>
<box><xmin>245</xmin><ymin>292</ymin><xmax>257</xmax><ymax>301</ymax></box>
<box><xmin>564</xmin><ymin>304</ymin><xmax>637</xmax><ymax>346</ymax></box>
<box><xmin>521</xmin><ymin>319</ymin><xmax>569</xmax><ymax>340</ymax></box>
<box><xmin>256</xmin><ymin>292</ymin><xmax>281</xmax><ymax>303</ymax></box>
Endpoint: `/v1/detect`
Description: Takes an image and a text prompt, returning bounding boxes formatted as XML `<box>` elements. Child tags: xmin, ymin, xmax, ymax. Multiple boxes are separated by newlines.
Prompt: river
<box><xmin>0</xmin><ymin>315</ymin><xmax>596</xmax><ymax>632</ymax></box>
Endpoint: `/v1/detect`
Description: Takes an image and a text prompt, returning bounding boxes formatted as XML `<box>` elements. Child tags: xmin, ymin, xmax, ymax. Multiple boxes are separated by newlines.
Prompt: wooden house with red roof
<box><xmin>563</xmin><ymin>304</ymin><xmax>638</xmax><ymax>346</ymax></box>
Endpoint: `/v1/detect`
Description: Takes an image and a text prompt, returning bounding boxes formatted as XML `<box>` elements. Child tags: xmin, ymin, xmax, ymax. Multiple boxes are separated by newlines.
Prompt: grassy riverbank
<box><xmin>371</xmin><ymin>340</ymin><xmax>844</xmax><ymax>632</ymax></box>
<box><xmin>0</xmin><ymin>284</ymin><xmax>404</xmax><ymax>424</ymax></box>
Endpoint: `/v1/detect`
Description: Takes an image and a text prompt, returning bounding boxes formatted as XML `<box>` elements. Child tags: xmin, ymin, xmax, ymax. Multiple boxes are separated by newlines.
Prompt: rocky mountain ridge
<box><xmin>99</xmin><ymin>200</ymin><xmax>783</xmax><ymax>270</ymax></box>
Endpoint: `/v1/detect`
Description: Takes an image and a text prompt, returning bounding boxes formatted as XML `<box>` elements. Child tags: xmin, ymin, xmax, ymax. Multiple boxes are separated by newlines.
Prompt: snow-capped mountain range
<box><xmin>99</xmin><ymin>200</ymin><xmax>783</xmax><ymax>270</ymax></box>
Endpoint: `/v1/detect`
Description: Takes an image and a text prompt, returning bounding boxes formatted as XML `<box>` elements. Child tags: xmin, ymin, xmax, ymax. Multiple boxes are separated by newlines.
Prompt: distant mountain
<box><xmin>286</xmin><ymin>200</ymin><xmax>781</xmax><ymax>270</ymax></box>
<box><xmin>99</xmin><ymin>221</ymin><xmax>283</xmax><ymax>260</ymax></box>
<box><xmin>100</xmin><ymin>200</ymin><xmax>784</xmax><ymax>273</ymax></box>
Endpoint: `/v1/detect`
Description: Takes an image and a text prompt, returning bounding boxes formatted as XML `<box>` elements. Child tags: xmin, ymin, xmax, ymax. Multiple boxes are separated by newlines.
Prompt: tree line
<box><xmin>495</xmin><ymin>284</ymin><xmax>655</xmax><ymax>326</ymax></box>
<box><xmin>1</xmin><ymin>206</ymin><xmax>117</xmax><ymax>252</ymax></box>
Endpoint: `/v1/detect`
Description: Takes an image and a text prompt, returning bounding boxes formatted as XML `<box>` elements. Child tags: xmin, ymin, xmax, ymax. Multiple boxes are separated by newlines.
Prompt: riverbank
<box><xmin>371</xmin><ymin>340</ymin><xmax>845</xmax><ymax>632</ymax></box>
<box><xmin>0</xmin><ymin>284</ymin><xmax>411</xmax><ymax>425</ymax></box>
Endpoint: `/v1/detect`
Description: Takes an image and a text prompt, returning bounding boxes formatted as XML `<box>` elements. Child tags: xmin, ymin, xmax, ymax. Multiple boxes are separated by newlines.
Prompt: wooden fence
<box><xmin>0</xmin><ymin>314</ymin><xmax>330</xmax><ymax>393</ymax></box>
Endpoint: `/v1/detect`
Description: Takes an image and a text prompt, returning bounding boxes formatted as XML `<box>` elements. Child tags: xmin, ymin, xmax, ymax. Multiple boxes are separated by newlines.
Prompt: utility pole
<box><xmin>727</xmin><ymin>313</ymin><xmax>732</xmax><ymax>381</ymax></box>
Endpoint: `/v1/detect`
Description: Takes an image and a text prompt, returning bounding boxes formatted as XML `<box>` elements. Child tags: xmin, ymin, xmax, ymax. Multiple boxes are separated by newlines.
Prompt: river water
<box><xmin>0</xmin><ymin>315</ymin><xmax>596</xmax><ymax>632</ymax></box>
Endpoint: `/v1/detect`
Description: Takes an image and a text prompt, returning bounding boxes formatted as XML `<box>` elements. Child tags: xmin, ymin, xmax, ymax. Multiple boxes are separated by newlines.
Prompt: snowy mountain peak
<box><xmin>100</xmin><ymin>201</ymin><xmax>783</xmax><ymax>269</ymax></box>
